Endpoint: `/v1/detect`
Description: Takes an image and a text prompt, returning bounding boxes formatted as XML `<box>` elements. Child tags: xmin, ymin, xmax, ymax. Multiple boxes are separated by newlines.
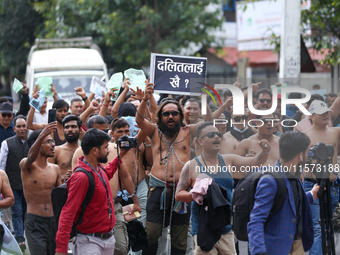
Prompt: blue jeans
<box><xmin>11</xmin><ymin>190</ymin><xmax>26</xmax><ymax>243</ymax></box>
<box><xmin>303</xmin><ymin>181</ymin><xmax>339</xmax><ymax>255</ymax></box>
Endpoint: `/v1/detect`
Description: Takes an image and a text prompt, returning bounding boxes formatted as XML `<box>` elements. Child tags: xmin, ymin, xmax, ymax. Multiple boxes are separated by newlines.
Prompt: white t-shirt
<box><xmin>33</xmin><ymin>111</ymin><xmax>48</xmax><ymax>124</ymax></box>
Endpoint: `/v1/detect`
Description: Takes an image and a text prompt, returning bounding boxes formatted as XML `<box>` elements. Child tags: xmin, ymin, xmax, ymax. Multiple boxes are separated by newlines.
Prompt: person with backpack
<box><xmin>55</xmin><ymin>128</ymin><xmax>138</xmax><ymax>255</ymax></box>
<box><xmin>175</xmin><ymin>121</ymin><xmax>271</xmax><ymax>254</ymax></box>
<box><xmin>247</xmin><ymin>131</ymin><xmax>320</xmax><ymax>255</ymax></box>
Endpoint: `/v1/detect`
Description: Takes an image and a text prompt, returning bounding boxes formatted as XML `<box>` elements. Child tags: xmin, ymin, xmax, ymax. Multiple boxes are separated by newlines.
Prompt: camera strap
<box><xmin>117</xmin><ymin>145</ymin><xmax>139</xmax><ymax>199</ymax></box>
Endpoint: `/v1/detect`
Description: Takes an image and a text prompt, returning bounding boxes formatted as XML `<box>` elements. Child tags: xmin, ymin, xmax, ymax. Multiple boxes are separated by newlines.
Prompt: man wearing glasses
<box><xmin>136</xmin><ymin>82</ymin><xmax>212</xmax><ymax>255</ymax></box>
<box><xmin>175</xmin><ymin>121</ymin><xmax>270</xmax><ymax>254</ymax></box>
<box><xmin>0</xmin><ymin>102</ymin><xmax>15</xmax><ymax>148</ymax></box>
<box><xmin>234</xmin><ymin>114</ymin><xmax>280</xmax><ymax>167</ymax></box>
<box><xmin>256</xmin><ymin>88</ymin><xmax>273</xmax><ymax>110</ymax></box>
<box><xmin>20</xmin><ymin>122</ymin><xmax>62</xmax><ymax>255</ymax></box>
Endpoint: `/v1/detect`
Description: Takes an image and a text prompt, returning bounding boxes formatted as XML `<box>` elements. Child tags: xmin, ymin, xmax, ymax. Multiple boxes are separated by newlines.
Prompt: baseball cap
<box><xmin>0</xmin><ymin>102</ymin><xmax>13</xmax><ymax>113</ymax></box>
<box><xmin>309</xmin><ymin>100</ymin><xmax>333</xmax><ymax>115</ymax></box>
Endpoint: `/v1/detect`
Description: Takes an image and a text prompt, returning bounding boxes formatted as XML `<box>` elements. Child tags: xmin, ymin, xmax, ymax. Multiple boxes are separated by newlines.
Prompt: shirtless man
<box><xmin>234</xmin><ymin>113</ymin><xmax>280</xmax><ymax>167</ymax></box>
<box><xmin>136</xmin><ymin>82</ymin><xmax>212</xmax><ymax>255</ymax></box>
<box><xmin>302</xmin><ymin>100</ymin><xmax>340</xmax><ymax>255</ymax></box>
<box><xmin>20</xmin><ymin>122</ymin><xmax>62</xmax><ymax>255</ymax></box>
<box><xmin>175</xmin><ymin>121</ymin><xmax>270</xmax><ymax>254</ymax></box>
<box><xmin>48</xmin><ymin>115</ymin><xmax>81</xmax><ymax>182</ymax></box>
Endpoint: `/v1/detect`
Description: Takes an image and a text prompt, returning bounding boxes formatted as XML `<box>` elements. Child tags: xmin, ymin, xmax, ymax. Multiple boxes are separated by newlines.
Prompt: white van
<box><xmin>25</xmin><ymin>37</ymin><xmax>109</xmax><ymax>101</ymax></box>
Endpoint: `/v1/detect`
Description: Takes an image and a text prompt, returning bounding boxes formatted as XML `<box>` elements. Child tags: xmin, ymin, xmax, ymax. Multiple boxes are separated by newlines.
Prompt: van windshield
<box><xmin>33</xmin><ymin>72</ymin><xmax>106</xmax><ymax>99</ymax></box>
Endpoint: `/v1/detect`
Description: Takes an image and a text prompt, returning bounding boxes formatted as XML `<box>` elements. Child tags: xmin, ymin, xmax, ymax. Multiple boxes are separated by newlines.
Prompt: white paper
<box><xmin>90</xmin><ymin>76</ymin><xmax>106</xmax><ymax>98</ymax></box>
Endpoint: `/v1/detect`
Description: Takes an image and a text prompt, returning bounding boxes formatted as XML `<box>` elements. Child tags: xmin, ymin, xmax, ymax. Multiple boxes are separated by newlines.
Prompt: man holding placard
<box><xmin>136</xmin><ymin>80</ymin><xmax>212</xmax><ymax>255</ymax></box>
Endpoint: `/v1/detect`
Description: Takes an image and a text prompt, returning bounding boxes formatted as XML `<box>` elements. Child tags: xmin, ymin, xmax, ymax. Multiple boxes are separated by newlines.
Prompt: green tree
<box><xmin>0</xmin><ymin>0</ymin><xmax>44</xmax><ymax>77</ymax></box>
<box><xmin>301</xmin><ymin>0</ymin><xmax>340</xmax><ymax>66</ymax></box>
<box><xmin>34</xmin><ymin>0</ymin><xmax>224</xmax><ymax>71</ymax></box>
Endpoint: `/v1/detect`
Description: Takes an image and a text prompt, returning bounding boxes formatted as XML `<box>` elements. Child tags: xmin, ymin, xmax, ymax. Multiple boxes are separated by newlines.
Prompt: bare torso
<box><xmin>221</xmin><ymin>132</ymin><xmax>240</xmax><ymax>154</ymax></box>
<box><xmin>235</xmin><ymin>134</ymin><xmax>280</xmax><ymax>166</ymax></box>
<box><xmin>150</xmin><ymin>126</ymin><xmax>191</xmax><ymax>182</ymax></box>
<box><xmin>48</xmin><ymin>143</ymin><xmax>79</xmax><ymax>176</ymax></box>
<box><xmin>303</xmin><ymin>126</ymin><xmax>340</xmax><ymax>179</ymax></box>
<box><xmin>21</xmin><ymin>162</ymin><xmax>60</xmax><ymax>217</ymax></box>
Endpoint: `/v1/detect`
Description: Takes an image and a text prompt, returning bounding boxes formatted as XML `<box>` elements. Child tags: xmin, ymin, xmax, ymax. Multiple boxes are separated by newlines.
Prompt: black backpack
<box><xmin>52</xmin><ymin>167</ymin><xmax>95</xmax><ymax>239</ymax></box>
<box><xmin>232</xmin><ymin>171</ymin><xmax>287</xmax><ymax>241</ymax></box>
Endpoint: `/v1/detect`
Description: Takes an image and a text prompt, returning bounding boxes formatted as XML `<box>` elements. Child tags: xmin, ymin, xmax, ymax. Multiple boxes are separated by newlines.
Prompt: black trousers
<box><xmin>142</xmin><ymin>186</ymin><xmax>190</xmax><ymax>255</ymax></box>
<box><xmin>25</xmin><ymin>213</ymin><xmax>57</xmax><ymax>255</ymax></box>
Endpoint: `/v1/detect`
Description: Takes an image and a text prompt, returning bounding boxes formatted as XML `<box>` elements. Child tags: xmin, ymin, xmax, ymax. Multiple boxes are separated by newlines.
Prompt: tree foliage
<box><xmin>0</xmin><ymin>0</ymin><xmax>44</xmax><ymax>76</ymax></box>
<box><xmin>33</xmin><ymin>0</ymin><xmax>224</xmax><ymax>71</ymax></box>
<box><xmin>301</xmin><ymin>0</ymin><xmax>340</xmax><ymax>65</ymax></box>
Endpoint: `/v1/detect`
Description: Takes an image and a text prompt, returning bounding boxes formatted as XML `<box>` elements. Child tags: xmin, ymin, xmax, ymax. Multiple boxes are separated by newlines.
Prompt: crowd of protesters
<box><xmin>0</xmin><ymin>77</ymin><xmax>338</xmax><ymax>255</ymax></box>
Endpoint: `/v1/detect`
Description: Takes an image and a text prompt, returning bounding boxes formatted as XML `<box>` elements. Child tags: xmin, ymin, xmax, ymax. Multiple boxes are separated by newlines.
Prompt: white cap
<box><xmin>309</xmin><ymin>100</ymin><xmax>333</xmax><ymax>115</ymax></box>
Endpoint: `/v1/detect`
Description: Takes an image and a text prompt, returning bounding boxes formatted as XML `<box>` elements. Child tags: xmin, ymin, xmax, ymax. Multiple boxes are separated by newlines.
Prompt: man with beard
<box><xmin>247</xmin><ymin>132</ymin><xmax>319</xmax><ymax>255</ymax></box>
<box><xmin>136</xmin><ymin>82</ymin><xmax>212</xmax><ymax>255</ymax></box>
<box><xmin>20</xmin><ymin>122</ymin><xmax>62</xmax><ymax>255</ymax></box>
<box><xmin>48</xmin><ymin>115</ymin><xmax>81</xmax><ymax>182</ymax></box>
<box><xmin>27</xmin><ymin>99</ymin><xmax>70</xmax><ymax>146</ymax></box>
<box><xmin>234</xmin><ymin>113</ymin><xmax>280</xmax><ymax>167</ymax></box>
<box><xmin>55</xmin><ymin>128</ymin><xmax>137</xmax><ymax>255</ymax></box>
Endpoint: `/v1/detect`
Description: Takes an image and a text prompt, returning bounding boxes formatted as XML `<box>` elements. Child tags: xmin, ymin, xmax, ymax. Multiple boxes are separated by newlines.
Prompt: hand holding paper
<box><xmin>13</xmin><ymin>78</ymin><xmax>24</xmax><ymax>93</ymax></box>
<box><xmin>124</xmin><ymin>68</ymin><xmax>146</xmax><ymax>91</ymax></box>
<box><xmin>106</xmin><ymin>73</ymin><xmax>123</xmax><ymax>101</ymax></box>
<box><xmin>29</xmin><ymin>88</ymin><xmax>45</xmax><ymax>111</ymax></box>
<box><xmin>37</xmin><ymin>77</ymin><xmax>53</xmax><ymax>97</ymax></box>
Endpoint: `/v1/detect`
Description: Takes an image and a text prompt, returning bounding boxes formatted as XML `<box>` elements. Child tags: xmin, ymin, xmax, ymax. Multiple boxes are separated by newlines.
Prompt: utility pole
<box><xmin>279</xmin><ymin>0</ymin><xmax>301</xmax><ymax>85</ymax></box>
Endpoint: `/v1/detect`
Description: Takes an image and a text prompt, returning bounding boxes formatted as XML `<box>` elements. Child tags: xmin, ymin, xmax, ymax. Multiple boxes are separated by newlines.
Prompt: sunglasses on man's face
<box><xmin>1</xmin><ymin>113</ymin><xmax>12</xmax><ymax>118</ymax></box>
<box><xmin>162</xmin><ymin>111</ymin><xmax>179</xmax><ymax>117</ymax></box>
<box><xmin>233</xmin><ymin>115</ymin><xmax>248</xmax><ymax>122</ymax></box>
<box><xmin>200</xmin><ymin>131</ymin><xmax>222</xmax><ymax>139</ymax></box>
<box><xmin>259</xmin><ymin>99</ymin><xmax>272</xmax><ymax>103</ymax></box>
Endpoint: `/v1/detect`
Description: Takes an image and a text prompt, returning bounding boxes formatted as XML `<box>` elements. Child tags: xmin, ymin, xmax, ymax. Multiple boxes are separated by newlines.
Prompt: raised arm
<box><xmin>135</xmin><ymin>82</ymin><xmax>156</xmax><ymax>138</ymax></box>
<box><xmin>51</xmin><ymin>84</ymin><xmax>60</xmax><ymax>101</ymax></box>
<box><xmin>149</xmin><ymin>93</ymin><xmax>158</xmax><ymax>122</ymax></box>
<box><xmin>27</xmin><ymin>106</ymin><xmax>46</xmax><ymax>130</ymax></box>
<box><xmin>213</xmin><ymin>96</ymin><xmax>233</xmax><ymax>119</ymax></box>
<box><xmin>20</xmin><ymin>122</ymin><xmax>57</xmax><ymax>171</ymax></box>
<box><xmin>112</xmin><ymin>78</ymin><xmax>130</xmax><ymax>118</ymax></box>
<box><xmin>100</xmin><ymin>90</ymin><xmax>116</xmax><ymax>117</ymax></box>
<box><xmin>0</xmin><ymin>170</ymin><xmax>14</xmax><ymax>209</ymax></box>
<box><xmin>79</xmin><ymin>100</ymin><xmax>100</xmax><ymax>124</ymax></box>
<box><xmin>74</xmin><ymin>86</ymin><xmax>90</xmax><ymax>108</ymax></box>
<box><xmin>16</xmin><ymin>82</ymin><xmax>30</xmax><ymax>117</ymax></box>
<box><xmin>175</xmin><ymin>162</ymin><xmax>193</xmax><ymax>202</ymax></box>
